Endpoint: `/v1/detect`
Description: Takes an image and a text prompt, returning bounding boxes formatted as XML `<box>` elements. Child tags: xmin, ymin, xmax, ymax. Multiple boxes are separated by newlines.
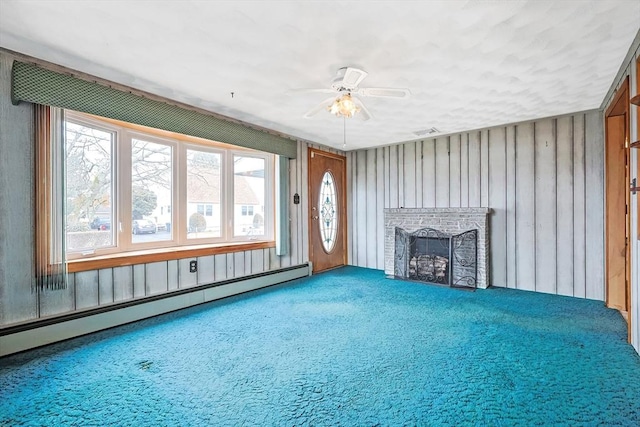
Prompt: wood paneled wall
<box><xmin>347</xmin><ymin>111</ymin><xmax>605</xmax><ymax>299</ymax></box>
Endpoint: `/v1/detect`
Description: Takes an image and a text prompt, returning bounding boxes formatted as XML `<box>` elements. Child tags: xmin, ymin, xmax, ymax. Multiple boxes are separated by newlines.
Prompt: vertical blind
<box><xmin>35</xmin><ymin>105</ymin><xmax>68</xmax><ymax>290</ymax></box>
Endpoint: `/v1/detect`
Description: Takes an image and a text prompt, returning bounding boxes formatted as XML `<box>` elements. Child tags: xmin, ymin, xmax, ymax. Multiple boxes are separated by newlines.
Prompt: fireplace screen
<box><xmin>394</xmin><ymin>227</ymin><xmax>477</xmax><ymax>288</ymax></box>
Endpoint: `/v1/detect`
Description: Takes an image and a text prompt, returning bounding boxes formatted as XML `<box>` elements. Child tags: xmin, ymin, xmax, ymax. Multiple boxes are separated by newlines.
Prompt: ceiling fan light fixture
<box><xmin>328</xmin><ymin>93</ymin><xmax>361</xmax><ymax>118</ymax></box>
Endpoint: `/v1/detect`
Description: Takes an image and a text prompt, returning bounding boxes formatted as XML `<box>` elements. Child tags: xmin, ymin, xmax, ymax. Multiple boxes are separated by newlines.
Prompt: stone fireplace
<box><xmin>384</xmin><ymin>208</ymin><xmax>491</xmax><ymax>289</ymax></box>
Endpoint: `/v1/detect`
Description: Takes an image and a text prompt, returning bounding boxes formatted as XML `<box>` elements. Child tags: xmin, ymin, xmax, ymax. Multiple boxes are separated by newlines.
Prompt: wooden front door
<box><xmin>604</xmin><ymin>76</ymin><xmax>630</xmax><ymax>325</ymax></box>
<box><xmin>308</xmin><ymin>148</ymin><xmax>347</xmax><ymax>273</ymax></box>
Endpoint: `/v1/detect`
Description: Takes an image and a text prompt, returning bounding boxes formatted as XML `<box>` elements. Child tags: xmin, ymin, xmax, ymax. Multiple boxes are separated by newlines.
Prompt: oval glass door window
<box><xmin>319</xmin><ymin>171</ymin><xmax>338</xmax><ymax>253</ymax></box>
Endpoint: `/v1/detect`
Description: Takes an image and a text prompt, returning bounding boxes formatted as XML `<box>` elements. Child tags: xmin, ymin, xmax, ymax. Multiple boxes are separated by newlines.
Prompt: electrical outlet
<box><xmin>189</xmin><ymin>260</ymin><xmax>197</xmax><ymax>273</ymax></box>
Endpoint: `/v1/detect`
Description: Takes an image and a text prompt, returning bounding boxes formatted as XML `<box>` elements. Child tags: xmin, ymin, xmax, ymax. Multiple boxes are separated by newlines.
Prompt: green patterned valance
<box><xmin>11</xmin><ymin>61</ymin><xmax>297</xmax><ymax>158</ymax></box>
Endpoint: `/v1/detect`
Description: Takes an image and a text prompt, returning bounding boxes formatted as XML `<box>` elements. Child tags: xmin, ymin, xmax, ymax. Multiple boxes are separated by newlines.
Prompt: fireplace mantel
<box><xmin>384</xmin><ymin>208</ymin><xmax>491</xmax><ymax>289</ymax></box>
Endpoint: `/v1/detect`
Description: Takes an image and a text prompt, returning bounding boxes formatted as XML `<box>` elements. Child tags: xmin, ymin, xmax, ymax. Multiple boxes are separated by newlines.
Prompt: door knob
<box><xmin>312</xmin><ymin>215</ymin><xmax>319</xmax><ymax>220</ymax></box>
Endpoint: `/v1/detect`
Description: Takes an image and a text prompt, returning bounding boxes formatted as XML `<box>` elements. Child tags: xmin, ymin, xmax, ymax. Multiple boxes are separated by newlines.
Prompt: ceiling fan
<box><xmin>292</xmin><ymin>67</ymin><xmax>411</xmax><ymax>121</ymax></box>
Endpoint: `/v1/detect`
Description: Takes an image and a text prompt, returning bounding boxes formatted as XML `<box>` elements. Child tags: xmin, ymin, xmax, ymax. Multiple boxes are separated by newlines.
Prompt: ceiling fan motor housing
<box><xmin>331</xmin><ymin>67</ymin><xmax>368</xmax><ymax>91</ymax></box>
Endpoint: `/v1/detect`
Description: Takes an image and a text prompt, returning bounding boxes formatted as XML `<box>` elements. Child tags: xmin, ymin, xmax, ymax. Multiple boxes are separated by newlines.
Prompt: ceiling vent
<box><xmin>413</xmin><ymin>127</ymin><xmax>440</xmax><ymax>137</ymax></box>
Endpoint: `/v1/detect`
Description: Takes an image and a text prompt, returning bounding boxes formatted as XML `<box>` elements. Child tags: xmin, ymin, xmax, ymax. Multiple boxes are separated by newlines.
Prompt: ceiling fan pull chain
<box><xmin>343</xmin><ymin>116</ymin><xmax>347</xmax><ymax>150</ymax></box>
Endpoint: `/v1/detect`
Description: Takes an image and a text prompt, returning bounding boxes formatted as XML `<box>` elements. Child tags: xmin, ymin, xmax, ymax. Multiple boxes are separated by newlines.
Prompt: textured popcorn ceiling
<box><xmin>0</xmin><ymin>1</ymin><xmax>638</xmax><ymax>150</ymax></box>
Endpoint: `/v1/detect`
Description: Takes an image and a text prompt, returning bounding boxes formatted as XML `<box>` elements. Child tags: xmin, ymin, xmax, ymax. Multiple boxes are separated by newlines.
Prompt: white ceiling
<box><xmin>0</xmin><ymin>1</ymin><xmax>638</xmax><ymax>151</ymax></box>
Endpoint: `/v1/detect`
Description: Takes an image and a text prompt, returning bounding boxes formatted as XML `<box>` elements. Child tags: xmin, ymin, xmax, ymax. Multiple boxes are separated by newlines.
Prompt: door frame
<box><xmin>604</xmin><ymin>76</ymin><xmax>631</xmax><ymax>340</ymax></box>
<box><xmin>307</xmin><ymin>148</ymin><xmax>348</xmax><ymax>272</ymax></box>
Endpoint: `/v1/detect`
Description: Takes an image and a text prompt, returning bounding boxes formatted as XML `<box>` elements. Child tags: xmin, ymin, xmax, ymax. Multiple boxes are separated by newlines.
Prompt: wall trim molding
<box><xmin>0</xmin><ymin>264</ymin><xmax>310</xmax><ymax>357</ymax></box>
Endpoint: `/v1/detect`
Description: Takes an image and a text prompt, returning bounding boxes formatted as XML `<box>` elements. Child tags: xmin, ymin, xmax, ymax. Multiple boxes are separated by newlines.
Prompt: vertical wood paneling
<box><xmin>389</xmin><ymin>145</ymin><xmax>399</xmax><ymax>208</ymax></box>
<box><xmin>449</xmin><ymin>135</ymin><xmax>461</xmax><ymax>207</ymax></box>
<box><xmin>398</xmin><ymin>144</ymin><xmax>404</xmax><ymax>206</ymax></box>
<box><xmin>215</xmin><ymin>254</ymin><xmax>228</xmax><ymax>281</ymax></box>
<box><xmin>534</xmin><ymin>119</ymin><xmax>557</xmax><ymax>294</ymax></box>
<box><xmin>573</xmin><ymin>114</ymin><xmax>587</xmax><ymax>298</ymax></box>
<box><xmin>289</xmin><ymin>157</ymin><xmax>299</xmax><ymax>267</ymax></box>
<box><xmin>234</xmin><ymin>251</ymin><xmax>245</xmax><ymax>278</ymax></box>
<box><xmin>585</xmin><ymin>110</ymin><xmax>605</xmax><ymax>300</ymax></box>
<box><xmin>197</xmin><ymin>255</ymin><xmax>215</xmax><ymax>285</ymax></box>
<box><xmin>346</xmin><ymin>152</ymin><xmax>358</xmax><ymax>264</ymax></box>
<box><xmin>556</xmin><ymin>116</ymin><xmax>575</xmax><ymax>296</ymax></box>
<box><xmin>226</xmin><ymin>252</ymin><xmax>236</xmax><ymax>276</ymax></box>
<box><xmin>98</xmin><ymin>268</ymin><xmax>114</xmax><ymax>304</ymax></box>
<box><xmin>468</xmin><ymin>132</ymin><xmax>481</xmax><ymax>207</ymax></box>
<box><xmin>269</xmin><ymin>247</ymin><xmax>281</xmax><ymax>271</ymax></box>
<box><xmin>179</xmin><ymin>258</ymin><xmax>197</xmax><ymax>288</ymax></box>
<box><xmin>384</xmin><ymin>147</ymin><xmax>390</xmax><ymax>209</ymax></box>
<box><xmin>415</xmin><ymin>141</ymin><xmax>423</xmax><ymax>208</ymax></box>
<box><xmin>461</xmin><ymin>135</ymin><xmax>470</xmax><ymax>208</ymax></box>
<box><xmin>299</xmin><ymin>144</ymin><xmax>309</xmax><ymax>263</ymax></box>
<box><xmin>435</xmin><ymin>137</ymin><xmax>449</xmax><ymax>207</ymax></box>
<box><xmin>146</xmin><ymin>262</ymin><xmax>168</xmax><ymax>295</ymax></box>
<box><xmin>356</xmin><ymin>150</ymin><xmax>368</xmax><ymax>266</ymax></box>
<box><xmin>489</xmin><ymin>128</ymin><xmax>507</xmax><ymax>287</ymax></box>
<box><xmin>75</xmin><ymin>270</ymin><xmax>99</xmax><ymax>309</ymax></box>
<box><xmin>113</xmin><ymin>266</ymin><xmax>134</xmax><ymax>301</ymax></box>
<box><xmin>244</xmin><ymin>250</ymin><xmax>252</xmax><ymax>275</ymax></box>
<box><xmin>263</xmin><ymin>248</ymin><xmax>270</xmax><ymax>272</ymax></box>
<box><xmin>251</xmin><ymin>250</ymin><xmax>264</xmax><ymax>274</ymax></box>
<box><xmin>515</xmin><ymin>123</ymin><xmax>536</xmax><ymax>291</ymax></box>
<box><xmin>376</xmin><ymin>148</ymin><xmax>385</xmax><ymax>269</ymax></box>
<box><xmin>366</xmin><ymin>149</ymin><xmax>378</xmax><ymax>268</ymax></box>
<box><xmin>403</xmin><ymin>142</ymin><xmax>416</xmax><ymax>207</ymax></box>
<box><xmin>133</xmin><ymin>264</ymin><xmax>146</xmax><ymax>297</ymax></box>
<box><xmin>480</xmin><ymin>130</ymin><xmax>490</xmax><ymax>208</ymax></box>
<box><xmin>167</xmin><ymin>260</ymin><xmax>179</xmax><ymax>291</ymax></box>
<box><xmin>422</xmin><ymin>140</ymin><xmax>436</xmax><ymax>206</ymax></box>
<box><xmin>505</xmin><ymin>127</ymin><xmax>517</xmax><ymax>288</ymax></box>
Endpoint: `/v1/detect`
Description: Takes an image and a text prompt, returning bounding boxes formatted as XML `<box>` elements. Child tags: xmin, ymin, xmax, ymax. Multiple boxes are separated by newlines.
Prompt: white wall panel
<box><xmin>489</xmin><ymin>128</ymin><xmax>507</xmax><ymax>287</ymax></box>
<box><xmin>585</xmin><ymin>111</ymin><xmax>605</xmax><ymax>300</ymax></box>
<box><xmin>573</xmin><ymin>114</ymin><xmax>587</xmax><ymax>298</ymax></box>
<box><xmin>515</xmin><ymin>123</ymin><xmax>536</xmax><ymax>292</ymax></box>
<box><xmin>505</xmin><ymin>127</ymin><xmax>517</xmax><ymax>288</ymax></box>
<box><xmin>146</xmin><ymin>262</ymin><xmax>168</xmax><ymax>295</ymax></box>
<box><xmin>556</xmin><ymin>116</ymin><xmax>575</xmax><ymax>296</ymax></box>
<box><xmin>449</xmin><ymin>135</ymin><xmax>461</xmax><ymax>208</ymax></box>
<box><xmin>113</xmin><ymin>266</ymin><xmax>134</xmax><ymax>301</ymax></box>
<box><xmin>422</xmin><ymin>140</ymin><xmax>436</xmax><ymax>207</ymax></box>
<box><xmin>133</xmin><ymin>264</ymin><xmax>146</xmax><ymax>298</ymax></box>
<box><xmin>98</xmin><ymin>268</ymin><xmax>114</xmax><ymax>304</ymax></box>
<box><xmin>197</xmin><ymin>255</ymin><xmax>215</xmax><ymax>285</ymax></box>
<box><xmin>75</xmin><ymin>270</ymin><xmax>99</xmax><ymax>310</ymax></box>
<box><xmin>435</xmin><ymin>137</ymin><xmax>449</xmax><ymax>208</ymax></box>
<box><xmin>534</xmin><ymin>120</ymin><xmax>557</xmax><ymax>294</ymax></box>
<box><xmin>468</xmin><ymin>132</ymin><xmax>481</xmax><ymax>207</ymax></box>
<box><xmin>366</xmin><ymin>149</ymin><xmax>378</xmax><ymax>268</ymax></box>
<box><xmin>167</xmin><ymin>260</ymin><xmax>179</xmax><ymax>291</ymax></box>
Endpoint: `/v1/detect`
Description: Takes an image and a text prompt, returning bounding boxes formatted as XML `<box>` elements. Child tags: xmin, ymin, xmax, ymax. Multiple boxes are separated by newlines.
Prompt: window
<box><xmin>58</xmin><ymin>110</ymin><xmax>274</xmax><ymax>260</ymax></box>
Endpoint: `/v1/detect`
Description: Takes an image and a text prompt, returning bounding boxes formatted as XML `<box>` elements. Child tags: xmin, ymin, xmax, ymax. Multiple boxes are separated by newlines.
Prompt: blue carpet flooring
<box><xmin>1</xmin><ymin>266</ymin><xmax>639</xmax><ymax>426</ymax></box>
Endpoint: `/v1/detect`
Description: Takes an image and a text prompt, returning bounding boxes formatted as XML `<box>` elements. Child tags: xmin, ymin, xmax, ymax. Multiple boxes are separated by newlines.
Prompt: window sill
<box><xmin>68</xmin><ymin>241</ymin><xmax>275</xmax><ymax>273</ymax></box>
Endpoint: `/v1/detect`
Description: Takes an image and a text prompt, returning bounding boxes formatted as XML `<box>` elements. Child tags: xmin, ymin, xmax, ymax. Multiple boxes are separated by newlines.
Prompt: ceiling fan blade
<box><xmin>286</xmin><ymin>88</ymin><xmax>336</xmax><ymax>95</ymax></box>
<box><xmin>303</xmin><ymin>97</ymin><xmax>336</xmax><ymax>118</ymax></box>
<box><xmin>352</xmin><ymin>97</ymin><xmax>373</xmax><ymax>121</ymax></box>
<box><xmin>356</xmin><ymin>87</ymin><xmax>411</xmax><ymax>99</ymax></box>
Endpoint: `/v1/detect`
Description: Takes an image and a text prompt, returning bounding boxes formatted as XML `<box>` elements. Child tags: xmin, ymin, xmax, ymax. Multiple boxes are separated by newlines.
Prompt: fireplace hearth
<box><xmin>394</xmin><ymin>227</ymin><xmax>478</xmax><ymax>288</ymax></box>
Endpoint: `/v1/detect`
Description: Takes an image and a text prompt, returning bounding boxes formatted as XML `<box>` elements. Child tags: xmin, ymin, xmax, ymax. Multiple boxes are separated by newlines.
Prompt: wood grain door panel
<box><xmin>308</xmin><ymin>149</ymin><xmax>347</xmax><ymax>273</ymax></box>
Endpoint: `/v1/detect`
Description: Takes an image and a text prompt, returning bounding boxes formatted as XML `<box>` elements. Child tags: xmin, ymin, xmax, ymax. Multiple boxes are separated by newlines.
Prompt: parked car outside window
<box><xmin>132</xmin><ymin>219</ymin><xmax>157</xmax><ymax>235</ymax></box>
<box><xmin>90</xmin><ymin>217</ymin><xmax>111</xmax><ymax>231</ymax></box>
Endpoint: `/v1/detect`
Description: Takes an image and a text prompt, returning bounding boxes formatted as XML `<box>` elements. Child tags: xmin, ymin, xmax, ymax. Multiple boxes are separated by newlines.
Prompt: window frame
<box><xmin>57</xmin><ymin>110</ymin><xmax>275</xmax><ymax>265</ymax></box>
